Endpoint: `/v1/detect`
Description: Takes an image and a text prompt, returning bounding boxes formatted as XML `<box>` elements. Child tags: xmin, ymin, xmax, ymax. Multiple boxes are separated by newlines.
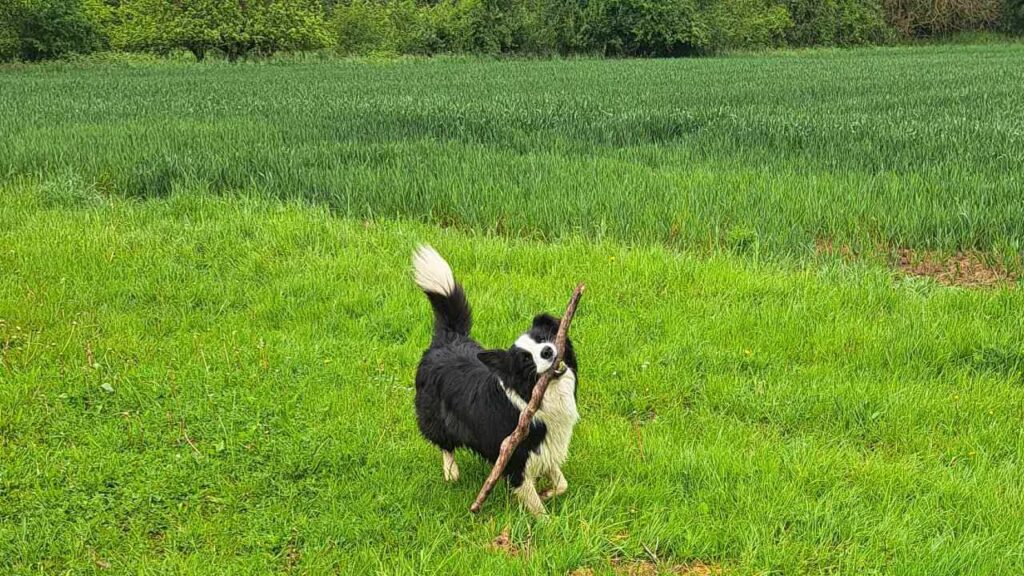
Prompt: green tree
<box><xmin>783</xmin><ymin>0</ymin><xmax>892</xmax><ymax>45</ymax></box>
<box><xmin>582</xmin><ymin>0</ymin><xmax>706</xmax><ymax>56</ymax></box>
<box><xmin>1007</xmin><ymin>0</ymin><xmax>1024</xmax><ymax>32</ymax></box>
<box><xmin>0</xmin><ymin>0</ymin><xmax>101</xmax><ymax>61</ymax></box>
<box><xmin>248</xmin><ymin>0</ymin><xmax>331</xmax><ymax>56</ymax></box>
<box><xmin>112</xmin><ymin>0</ymin><xmax>328</xmax><ymax>61</ymax></box>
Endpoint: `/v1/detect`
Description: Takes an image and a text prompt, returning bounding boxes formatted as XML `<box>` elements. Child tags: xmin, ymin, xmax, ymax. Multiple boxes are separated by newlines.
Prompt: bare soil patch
<box><xmin>489</xmin><ymin>528</ymin><xmax>529</xmax><ymax>558</ymax></box>
<box><xmin>894</xmin><ymin>249</ymin><xmax>1016</xmax><ymax>288</ymax></box>
<box><xmin>570</xmin><ymin>559</ymin><xmax>722</xmax><ymax>576</ymax></box>
<box><xmin>815</xmin><ymin>239</ymin><xmax>1016</xmax><ymax>288</ymax></box>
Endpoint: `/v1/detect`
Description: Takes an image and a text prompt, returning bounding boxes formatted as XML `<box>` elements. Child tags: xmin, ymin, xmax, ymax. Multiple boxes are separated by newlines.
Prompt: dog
<box><xmin>411</xmin><ymin>245</ymin><xmax>579</xmax><ymax>516</ymax></box>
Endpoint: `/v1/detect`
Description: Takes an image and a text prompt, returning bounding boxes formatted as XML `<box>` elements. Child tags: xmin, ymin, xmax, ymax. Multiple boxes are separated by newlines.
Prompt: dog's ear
<box><xmin>477</xmin><ymin>350</ymin><xmax>510</xmax><ymax>373</ymax></box>
<box><xmin>531</xmin><ymin>313</ymin><xmax>560</xmax><ymax>336</ymax></box>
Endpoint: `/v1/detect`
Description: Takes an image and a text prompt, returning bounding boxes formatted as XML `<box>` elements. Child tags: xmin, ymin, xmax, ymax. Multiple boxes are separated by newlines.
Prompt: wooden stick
<box><xmin>470</xmin><ymin>282</ymin><xmax>585</xmax><ymax>514</ymax></box>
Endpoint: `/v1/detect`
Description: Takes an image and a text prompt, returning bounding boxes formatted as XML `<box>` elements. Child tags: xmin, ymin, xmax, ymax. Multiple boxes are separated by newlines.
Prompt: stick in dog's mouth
<box><xmin>553</xmin><ymin>360</ymin><xmax>568</xmax><ymax>377</ymax></box>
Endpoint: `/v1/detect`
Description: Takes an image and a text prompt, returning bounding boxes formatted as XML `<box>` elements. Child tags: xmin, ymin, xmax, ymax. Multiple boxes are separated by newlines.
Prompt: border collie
<box><xmin>411</xmin><ymin>245</ymin><xmax>579</xmax><ymax>516</ymax></box>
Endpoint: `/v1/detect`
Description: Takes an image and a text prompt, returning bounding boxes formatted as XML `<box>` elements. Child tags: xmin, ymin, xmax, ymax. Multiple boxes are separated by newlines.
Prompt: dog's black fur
<box><xmin>413</xmin><ymin>256</ymin><xmax>578</xmax><ymax>489</ymax></box>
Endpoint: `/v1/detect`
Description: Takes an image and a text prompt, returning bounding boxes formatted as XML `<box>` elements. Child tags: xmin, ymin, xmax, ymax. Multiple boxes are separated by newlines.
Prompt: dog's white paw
<box><xmin>540</xmin><ymin>469</ymin><xmax>568</xmax><ymax>501</ymax></box>
<box><xmin>539</xmin><ymin>486</ymin><xmax>565</xmax><ymax>501</ymax></box>
<box><xmin>513</xmin><ymin>481</ymin><xmax>547</xmax><ymax>516</ymax></box>
<box><xmin>442</xmin><ymin>451</ymin><xmax>460</xmax><ymax>482</ymax></box>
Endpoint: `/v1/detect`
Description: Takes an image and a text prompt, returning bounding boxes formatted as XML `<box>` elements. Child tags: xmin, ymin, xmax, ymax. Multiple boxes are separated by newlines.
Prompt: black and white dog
<box><xmin>411</xmin><ymin>245</ymin><xmax>579</xmax><ymax>516</ymax></box>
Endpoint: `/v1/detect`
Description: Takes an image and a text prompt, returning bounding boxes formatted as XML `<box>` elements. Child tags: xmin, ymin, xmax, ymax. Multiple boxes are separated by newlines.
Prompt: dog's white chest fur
<box><xmin>526</xmin><ymin>369</ymin><xmax>578</xmax><ymax>476</ymax></box>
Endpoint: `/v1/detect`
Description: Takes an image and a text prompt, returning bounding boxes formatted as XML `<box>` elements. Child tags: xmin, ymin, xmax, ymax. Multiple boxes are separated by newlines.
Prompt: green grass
<box><xmin>2</xmin><ymin>44</ymin><xmax>1023</xmax><ymax>259</ymax></box>
<box><xmin>2</xmin><ymin>44</ymin><xmax>1024</xmax><ymax>574</ymax></box>
<box><xmin>2</xmin><ymin>183</ymin><xmax>1023</xmax><ymax>574</ymax></box>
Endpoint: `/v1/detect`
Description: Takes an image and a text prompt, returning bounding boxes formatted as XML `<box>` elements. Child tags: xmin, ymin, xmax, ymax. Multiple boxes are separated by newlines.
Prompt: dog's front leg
<box><xmin>512</xmin><ymin>478</ymin><xmax>546</xmax><ymax>516</ymax></box>
<box><xmin>442</xmin><ymin>450</ymin><xmax>460</xmax><ymax>482</ymax></box>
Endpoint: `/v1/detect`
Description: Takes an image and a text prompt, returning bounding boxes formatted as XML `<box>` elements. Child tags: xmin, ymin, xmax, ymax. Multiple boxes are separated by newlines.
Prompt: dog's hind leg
<box><xmin>513</xmin><ymin>478</ymin><xmax>546</xmax><ymax>516</ymax></box>
<box><xmin>442</xmin><ymin>450</ymin><xmax>460</xmax><ymax>482</ymax></box>
<box><xmin>540</xmin><ymin>466</ymin><xmax>567</xmax><ymax>501</ymax></box>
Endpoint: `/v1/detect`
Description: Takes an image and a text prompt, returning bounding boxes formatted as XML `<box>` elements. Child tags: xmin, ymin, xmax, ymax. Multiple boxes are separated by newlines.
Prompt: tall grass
<box><xmin>2</xmin><ymin>44</ymin><xmax>1023</xmax><ymax>257</ymax></box>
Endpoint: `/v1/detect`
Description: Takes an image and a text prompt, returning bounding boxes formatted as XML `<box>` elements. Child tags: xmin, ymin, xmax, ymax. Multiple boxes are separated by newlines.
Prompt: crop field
<box><xmin>2</xmin><ymin>43</ymin><xmax>1024</xmax><ymax>258</ymax></box>
<box><xmin>1</xmin><ymin>44</ymin><xmax>1023</xmax><ymax>575</ymax></box>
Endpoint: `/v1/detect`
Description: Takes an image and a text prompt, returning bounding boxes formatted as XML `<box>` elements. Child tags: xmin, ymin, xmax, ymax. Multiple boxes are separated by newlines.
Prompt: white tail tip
<box><xmin>412</xmin><ymin>244</ymin><xmax>455</xmax><ymax>296</ymax></box>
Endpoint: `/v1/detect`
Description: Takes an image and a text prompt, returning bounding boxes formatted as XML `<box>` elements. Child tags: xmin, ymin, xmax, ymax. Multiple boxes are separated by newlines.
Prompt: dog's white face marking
<box><xmin>514</xmin><ymin>334</ymin><xmax>556</xmax><ymax>374</ymax></box>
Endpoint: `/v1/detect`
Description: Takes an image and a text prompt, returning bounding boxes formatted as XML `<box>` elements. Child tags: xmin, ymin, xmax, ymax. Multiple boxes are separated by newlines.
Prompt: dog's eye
<box><xmin>540</xmin><ymin>346</ymin><xmax>554</xmax><ymax>361</ymax></box>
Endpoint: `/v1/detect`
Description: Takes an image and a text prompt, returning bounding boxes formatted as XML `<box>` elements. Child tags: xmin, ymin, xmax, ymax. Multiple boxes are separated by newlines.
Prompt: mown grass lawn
<box><xmin>2</xmin><ymin>183</ymin><xmax>1022</xmax><ymax>574</ymax></box>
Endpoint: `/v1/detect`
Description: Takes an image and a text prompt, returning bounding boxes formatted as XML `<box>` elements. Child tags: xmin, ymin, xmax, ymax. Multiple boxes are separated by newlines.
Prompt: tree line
<box><xmin>2</xmin><ymin>0</ymin><xmax>1023</xmax><ymax>62</ymax></box>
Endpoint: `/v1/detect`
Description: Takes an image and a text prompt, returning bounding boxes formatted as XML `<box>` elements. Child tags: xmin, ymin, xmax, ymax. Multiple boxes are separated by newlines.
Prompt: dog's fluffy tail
<box><xmin>413</xmin><ymin>245</ymin><xmax>472</xmax><ymax>344</ymax></box>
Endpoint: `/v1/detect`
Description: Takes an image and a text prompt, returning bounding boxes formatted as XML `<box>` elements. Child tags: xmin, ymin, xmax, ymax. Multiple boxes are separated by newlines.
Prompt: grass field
<box><xmin>1</xmin><ymin>44</ymin><xmax>1023</xmax><ymax>575</ymax></box>
<box><xmin>2</xmin><ymin>44</ymin><xmax>1023</xmax><ymax>259</ymax></box>
<box><xmin>2</xmin><ymin>184</ymin><xmax>1023</xmax><ymax>574</ymax></box>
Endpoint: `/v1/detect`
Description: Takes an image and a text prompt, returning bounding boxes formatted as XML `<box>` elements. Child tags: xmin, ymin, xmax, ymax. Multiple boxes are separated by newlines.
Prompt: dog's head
<box><xmin>477</xmin><ymin>314</ymin><xmax>578</xmax><ymax>393</ymax></box>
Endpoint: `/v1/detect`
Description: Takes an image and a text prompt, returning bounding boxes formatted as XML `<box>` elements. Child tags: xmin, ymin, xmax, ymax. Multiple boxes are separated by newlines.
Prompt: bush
<box><xmin>81</xmin><ymin>0</ymin><xmax>114</xmax><ymax>49</ymax></box>
<box><xmin>111</xmin><ymin>0</ymin><xmax>329</xmax><ymax>61</ymax></box>
<box><xmin>581</xmin><ymin>0</ymin><xmax>705</xmax><ymax>56</ymax></box>
<box><xmin>520</xmin><ymin>0</ymin><xmax>595</xmax><ymax>54</ymax></box>
<box><xmin>782</xmin><ymin>0</ymin><xmax>897</xmax><ymax>45</ymax></box>
<box><xmin>330</xmin><ymin>0</ymin><xmax>555</xmax><ymax>57</ymax></box>
<box><xmin>248</xmin><ymin>1</ymin><xmax>332</xmax><ymax>55</ymax></box>
<box><xmin>332</xmin><ymin>0</ymin><xmax>386</xmax><ymax>55</ymax></box>
<box><xmin>784</xmin><ymin>0</ymin><xmax>894</xmax><ymax>45</ymax></box>
<box><xmin>0</xmin><ymin>5</ymin><xmax>17</xmax><ymax>61</ymax></box>
<box><xmin>441</xmin><ymin>0</ymin><xmax>532</xmax><ymax>55</ymax></box>
<box><xmin>333</xmin><ymin>0</ymin><xmax>438</xmax><ymax>55</ymax></box>
<box><xmin>707</xmin><ymin>0</ymin><xmax>794</xmax><ymax>50</ymax></box>
<box><xmin>1007</xmin><ymin>0</ymin><xmax>1024</xmax><ymax>32</ymax></box>
<box><xmin>883</xmin><ymin>0</ymin><xmax>1003</xmax><ymax>37</ymax></box>
<box><xmin>579</xmin><ymin>0</ymin><xmax>792</xmax><ymax>56</ymax></box>
<box><xmin>469</xmin><ymin>0</ymin><xmax>546</xmax><ymax>54</ymax></box>
<box><xmin>5</xmin><ymin>0</ymin><xmax>1022</xmax><ymax>62</ymax></box>
<box><xmin>428</xmin><ymin>0</ymin><xmax>487</xmax><ymax>53</ymax></box>
<box><xmin>0</xmin><ymin>0</ymin><xmax>102</xmax><ymax>62</ymax></box>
